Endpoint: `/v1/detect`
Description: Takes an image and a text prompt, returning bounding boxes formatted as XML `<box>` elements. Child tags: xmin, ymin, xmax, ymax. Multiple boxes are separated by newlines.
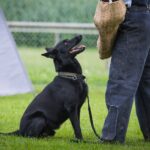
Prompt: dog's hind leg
<box><xmin>42</xmin><ymin>128</ymin><xmax>55</xmax><ymax>137</ymax></box>
<box><xmin>25</xmin><ymin>117</ymin><xmax>46</xmax><ymax>137</ymax></box>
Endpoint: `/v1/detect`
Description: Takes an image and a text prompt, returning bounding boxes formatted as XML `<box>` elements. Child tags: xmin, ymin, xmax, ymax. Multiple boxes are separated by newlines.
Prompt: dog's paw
<box><xmin>70</xmin><ymin>138</ymin><xmax>83</xmax><ymax>143</ymax></box>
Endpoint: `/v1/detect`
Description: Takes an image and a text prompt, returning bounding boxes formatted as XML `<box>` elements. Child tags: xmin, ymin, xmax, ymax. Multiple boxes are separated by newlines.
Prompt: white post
<box><xmin>55</xmin><ymin>33</ymin><xmax>61</xmax><ymax>45</ymax></box>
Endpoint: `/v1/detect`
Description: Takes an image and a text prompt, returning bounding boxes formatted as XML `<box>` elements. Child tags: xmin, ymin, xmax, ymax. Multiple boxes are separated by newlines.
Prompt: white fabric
<box><xmin>0</xmin><ymin>9</ymin><xmax>33</xmax><ymax>96</ymax></box>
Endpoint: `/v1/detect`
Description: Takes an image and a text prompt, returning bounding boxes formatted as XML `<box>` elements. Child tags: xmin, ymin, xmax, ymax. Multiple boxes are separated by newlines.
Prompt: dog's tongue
<box><xmin>70</xmin><ymin>45</ymin><xmax>86</xmax><ymax>54</ymax></box>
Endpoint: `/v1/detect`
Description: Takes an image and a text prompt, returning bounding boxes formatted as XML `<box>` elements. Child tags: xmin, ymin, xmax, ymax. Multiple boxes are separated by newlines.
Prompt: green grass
<box><xmin>0</xmin><ymin>47</ymin><xmax>150</xmax><ymax>150</ymax></box>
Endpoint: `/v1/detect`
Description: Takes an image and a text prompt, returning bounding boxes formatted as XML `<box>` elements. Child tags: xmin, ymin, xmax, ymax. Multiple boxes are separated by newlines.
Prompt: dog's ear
<box><xmin>41</xmin><ymin>47</ymin><xmax>56</xmax><ymax>58</ymax></box>
<box><xmin>41</xmin><ymin>52</ymin><xmax>56</xmax><ymax>59</ymax></box>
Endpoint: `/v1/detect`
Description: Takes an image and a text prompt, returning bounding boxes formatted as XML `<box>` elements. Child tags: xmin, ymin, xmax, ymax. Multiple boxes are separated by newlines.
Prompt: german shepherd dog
<box><xmin>0</xmin><ymin>35</ymin><xmax>88</xmax><ymax>141</ymax></box>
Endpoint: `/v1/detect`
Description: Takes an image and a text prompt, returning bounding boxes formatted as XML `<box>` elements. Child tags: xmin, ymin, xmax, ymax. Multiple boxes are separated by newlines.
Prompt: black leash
<box><xmin>87</xmin><ymin>94</ymin><xmax>101</xmax><ymax>139</ymax></box>
<box><xmin>58</xmin><ymin>72</ymin><xmax>101</xmax><ymax>140</ymax></box>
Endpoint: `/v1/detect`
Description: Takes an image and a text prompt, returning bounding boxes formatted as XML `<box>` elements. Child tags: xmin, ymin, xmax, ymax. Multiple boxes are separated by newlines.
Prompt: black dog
<box><xmin>0</xmin><ymin>35</ymin><xmax>88</xmax><ymax>141</ymax></box>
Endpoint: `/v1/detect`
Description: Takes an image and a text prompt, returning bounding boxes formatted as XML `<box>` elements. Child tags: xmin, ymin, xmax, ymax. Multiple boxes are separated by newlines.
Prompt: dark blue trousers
<box><xmin>101</xmin><ymin>6</ymin><xmax>150</xmax><ymax>143</ymax></box>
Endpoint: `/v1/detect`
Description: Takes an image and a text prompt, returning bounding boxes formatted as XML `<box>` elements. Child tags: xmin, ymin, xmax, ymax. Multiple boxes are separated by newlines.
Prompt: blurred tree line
<box><xmin>0</xmin><ymin>0</ymin><xmax>98</xmax><ymax>47</ymax></box>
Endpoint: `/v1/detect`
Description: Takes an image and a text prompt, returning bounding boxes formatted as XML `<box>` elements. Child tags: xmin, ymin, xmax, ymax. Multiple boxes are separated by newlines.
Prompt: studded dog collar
<box><xmin>58</xmin><ymin>72</ymin><xmax>85</xmax><ymax>80</ymax></box>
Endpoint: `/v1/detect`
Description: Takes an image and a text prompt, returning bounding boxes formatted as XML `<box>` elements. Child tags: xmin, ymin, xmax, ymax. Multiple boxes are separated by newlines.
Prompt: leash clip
<box><xmin>72</xmin><ymin>76</ymin><xmax>78</xmax><ymax>80</ymax></box>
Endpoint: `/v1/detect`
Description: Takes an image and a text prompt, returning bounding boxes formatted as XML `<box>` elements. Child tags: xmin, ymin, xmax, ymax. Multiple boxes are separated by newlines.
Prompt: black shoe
<box><xmin>144</xmin><ymin>135</ymin><xmax>150</xmax><ymax>142</ymax></box>
<box><xmin>99</xmin><ymin>138</ymin><xmax>124</xmax><ymax>144</ymax></box>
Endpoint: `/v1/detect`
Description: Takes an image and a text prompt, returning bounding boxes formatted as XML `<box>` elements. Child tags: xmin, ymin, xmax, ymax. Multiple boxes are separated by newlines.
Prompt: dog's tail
<box><xmin>0</xmin><ymin>130</ymin><xmax>20</xmax><ymax>136</ymax></box>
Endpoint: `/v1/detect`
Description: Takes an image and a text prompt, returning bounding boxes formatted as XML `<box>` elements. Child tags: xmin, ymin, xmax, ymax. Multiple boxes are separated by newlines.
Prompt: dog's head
<box><xmin>42</xmin><ymin>35</ymin><xmax>85</xmax><ymax>72</ymax></box>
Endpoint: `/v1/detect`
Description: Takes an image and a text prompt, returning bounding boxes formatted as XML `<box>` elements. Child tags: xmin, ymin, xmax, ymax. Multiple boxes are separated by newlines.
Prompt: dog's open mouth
<box><xmin>69</xmin><ymin>45</ymin><xmax>86</xmax><ymax>55</ymax></box>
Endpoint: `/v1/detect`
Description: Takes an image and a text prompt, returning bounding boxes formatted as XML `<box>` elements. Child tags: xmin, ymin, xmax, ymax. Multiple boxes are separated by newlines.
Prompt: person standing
<box><xmin>100</xmin><ymin>0</ymin><xmax>150</xmax><ymax>143</ymax></box>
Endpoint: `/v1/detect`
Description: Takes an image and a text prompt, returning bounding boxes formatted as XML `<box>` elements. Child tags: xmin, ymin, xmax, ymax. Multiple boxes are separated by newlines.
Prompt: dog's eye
<box><xmin>63</xmin><ymin>40</ymin><xmax>69</xmax><ymax>46</ymax></box>
<box><xmin>64</xmin><ymin>42</ymin><xmax>68</xmax><ymax>45</ymax></box>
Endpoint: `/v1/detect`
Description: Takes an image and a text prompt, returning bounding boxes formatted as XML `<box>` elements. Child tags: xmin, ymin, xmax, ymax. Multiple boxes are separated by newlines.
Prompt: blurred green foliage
<box><xmin>0</xmin><ymin>0</ymin><xmax>98</xmax><ymax>22</ymax></box>
<box><xmin>0</xmin><ymin>0</ymin><xmax>98</xmax><ymax>47</ymax></box>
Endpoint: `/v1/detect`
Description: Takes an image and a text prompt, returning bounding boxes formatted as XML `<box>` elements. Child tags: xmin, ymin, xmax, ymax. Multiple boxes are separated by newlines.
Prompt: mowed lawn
<box><xmin>0</xmin><ymin>47</ymin><xmax>150</xmax><ymax>150</ymax></box>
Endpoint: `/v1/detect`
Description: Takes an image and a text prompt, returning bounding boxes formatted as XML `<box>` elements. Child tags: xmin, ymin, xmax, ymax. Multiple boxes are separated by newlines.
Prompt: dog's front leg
<box><xmin>69</xmin><ymin>107</ymin><xmax>83</xmax><ymax>141</ymax></box>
